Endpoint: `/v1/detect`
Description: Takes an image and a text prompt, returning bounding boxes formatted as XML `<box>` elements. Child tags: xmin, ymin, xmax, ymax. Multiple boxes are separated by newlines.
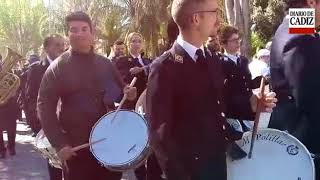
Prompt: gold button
<box><xmin>243</xmin><ymin>76</ymin><xmax>246</xmax><ymax>79</ymax></box>
<box><xmin>217</xmin><ymin>100</ymin><xmax>220</xmax><ymax>105</ymax></box>
<box><xmin>222</xmin><ymin>125</ymin><xmax>226</xmax><ymax>130</ymax></box>
<box><xmin>288</xmin><ymin>96</ymin><xmax>292</xmax><ymax>100</ymax></box>
<box><xmin>195</xmin><ymin>156</ymin><xmax>199</xmax><ymax>160</ymax></box>
<box><xmin>247</xmin><ymin>88</ymin><xmax>250</xmax><ymax>91</ymax></box>
<box><xmin>221</xmin><ymin>112</ymin><xmax>225</xmax><ymax>117</ymax></box>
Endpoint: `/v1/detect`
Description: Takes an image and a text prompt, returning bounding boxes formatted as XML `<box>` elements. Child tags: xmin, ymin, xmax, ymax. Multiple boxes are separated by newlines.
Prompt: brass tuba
<box><xmin>0</xmin><ymin>47</ymin><xmax>23</xmax><ymax>105</ymax></box>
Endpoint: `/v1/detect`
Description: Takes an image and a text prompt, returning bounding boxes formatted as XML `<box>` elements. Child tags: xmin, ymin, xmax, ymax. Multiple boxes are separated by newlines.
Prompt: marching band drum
<box><xmin>89</xmin><ymin>110</ymin><xmax>149</xmax><ymax>171</ymax></box>
<box><xmin>34</xmin><ymin>87</ymin><xmax>316</xmax><ymax>179</ymax></box>
<box><xmin>227</xmin><ymin>128</ymin><xmax>315</xmax><ymax>180</ymax></box>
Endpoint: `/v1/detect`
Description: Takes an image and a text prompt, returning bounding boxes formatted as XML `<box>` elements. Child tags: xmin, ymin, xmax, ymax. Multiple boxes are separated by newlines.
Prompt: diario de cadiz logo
<box><xmin>289</xmin><ymin>8</ymin><xmax>315</xmax><ymax>34</ymax></box>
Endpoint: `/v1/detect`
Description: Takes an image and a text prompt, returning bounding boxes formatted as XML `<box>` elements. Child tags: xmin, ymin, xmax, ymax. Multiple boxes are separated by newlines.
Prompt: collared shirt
<box><xmin>130</xmin><ymin>54</ymin><xmax>145</xmax><ymax>67</ymax></box>
<box><xmin>47</xmin><ymin>55</ymin><xmax>54</xmax><ymax>64</ymax></box>
<box><xmin>224</xmin><ymin>52</ymin><xmax>239</xmax><ymax>64</ymax></box>
<box><xmin>130</xmin><ymin>54</ymin><xmax>148</xmax><ymax>75</ymax></box>
<box><xmin>176</xmin><ymin>35</ymin><xmax>205</xmax><ymax>62</ymax></box>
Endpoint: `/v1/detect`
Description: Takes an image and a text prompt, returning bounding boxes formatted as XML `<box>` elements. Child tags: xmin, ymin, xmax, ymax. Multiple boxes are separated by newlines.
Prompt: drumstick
<box><xmin>248</xmin><ymin>77</ymin><xmax>266</xmax><ymax>159</ymax></box>
<box><xmin>110</xmin><ymin>77</ymin><xmax>138</xmax><ymax>123</ymax></box>
<box><xmin>72</xmin><ymin>138</ymin><xmax>107</xmax><ymax>152</ymax></box>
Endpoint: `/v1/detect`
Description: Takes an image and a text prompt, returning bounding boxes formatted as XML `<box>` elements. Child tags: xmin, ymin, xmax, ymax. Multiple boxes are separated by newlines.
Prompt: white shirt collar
<box><xmin>224</xmin><ymin>52</ymin><xmax>239</xmax><ymax>64</ymax></box>
<box><xmin>177</xmin><ymin>35</ymin><xmax>205</xmax><ymax>62</ymax></box>
<box><xmin>47</xmin><ymin>55</ymin><xmax>54</xmax><ymax>64</ymax></box>
<box><xmin>130</xmin><ymin>53</ymin><xmax>145</xmax><ymax>66</ymax></box>
<box><xmin>130</xmin><ymin>54</ymin><xmax>141</xmax><ymax>59</ymax></box>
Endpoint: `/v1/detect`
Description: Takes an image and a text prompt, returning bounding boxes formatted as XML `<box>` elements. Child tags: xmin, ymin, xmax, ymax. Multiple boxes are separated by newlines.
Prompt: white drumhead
<box><xmin>90</xmin><ymin>110</ymin><xmax>149</xmax><ymax>168</ymax></box>
<box><xmin>227</xmin><ymin>128</ymin><xmax>315</xmax><ymax>180</ymax></box>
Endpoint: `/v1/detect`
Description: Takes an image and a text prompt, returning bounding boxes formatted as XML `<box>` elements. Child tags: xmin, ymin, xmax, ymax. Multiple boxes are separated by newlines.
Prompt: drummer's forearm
<box><xmin>38</xmin><ymin>89</ymin><xmax>69</xmax><ymax>151</ymax></box>
<box><xmin>38</xmin><ymin>102</ymin><xmax>69</xmax><ymax>151</ymax></box>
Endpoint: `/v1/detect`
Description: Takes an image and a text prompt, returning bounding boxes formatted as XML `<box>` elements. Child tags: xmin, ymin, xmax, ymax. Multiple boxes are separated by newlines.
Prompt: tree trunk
<box><xmin>234</xmin><ymin>0</ymin><xmax>243</xmax><ymax>28</ymax></box>
<box><xmin>241</xmin><ymin>0</ymin><xmax>251</xmax><ymax>58</ymax></box>
<box><xmin>225</xmin><ymin>0</ymin><xmax>235</xmax><ymax>25</ymax></box>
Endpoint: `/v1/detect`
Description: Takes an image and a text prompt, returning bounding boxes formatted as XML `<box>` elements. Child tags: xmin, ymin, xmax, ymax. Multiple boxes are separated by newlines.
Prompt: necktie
<box><xmin>236</xmin><ymin>57</ymin><xmax>241</xmax><ymax>66</ymax></box>
<box><xmin>196</xmin><ymin>49</ymin><xmax>206</xmax><ymax>65</ymax></box>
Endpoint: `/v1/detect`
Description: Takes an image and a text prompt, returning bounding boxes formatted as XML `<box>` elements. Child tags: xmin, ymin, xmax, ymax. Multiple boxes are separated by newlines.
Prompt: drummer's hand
<box><xmin>57</xmin><ymin>145</ymin><xmax>77</xmax><ymax>161</ymax></box>
<box><xmin>130</xmin><ymin>67</ymin><xmax>144</xmax><ymax>75</ymax></box>
<box><xmin>250</xmin><ymin>92</ymin><xmax>277</xmax><ymax>113</ymax></box>
<box><xmin>124</xmin><ymin>85</ymin><xmax>137</xmax><ymax>101</ymax></box>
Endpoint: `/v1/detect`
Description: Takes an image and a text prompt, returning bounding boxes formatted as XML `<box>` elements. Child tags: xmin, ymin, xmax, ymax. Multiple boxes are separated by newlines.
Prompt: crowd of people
<box><xmin>0</xmin><ymin>0</ymin><xmax>319</xmax><ymax>179</ymax></box>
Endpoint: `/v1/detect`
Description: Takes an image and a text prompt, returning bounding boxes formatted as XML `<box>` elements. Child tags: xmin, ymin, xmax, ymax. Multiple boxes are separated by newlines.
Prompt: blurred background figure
<box><xmin>249</xmin><ymin>48</ymin><xmax>270</xmax><ymax>79</ymax></box>
<box><xmin>265</xmin><ymin>41</ymin><xmax>272</xmax><ymax>51</ymax></box>
<box><xmin>206</xmin><ymin>36</ymin><xmax>221</xmax><ymax>53</ymax></box>
<box><xmin>109</xmin><ymin>39</ymin><xmax>126</xmax><ymax>61</ymax></box>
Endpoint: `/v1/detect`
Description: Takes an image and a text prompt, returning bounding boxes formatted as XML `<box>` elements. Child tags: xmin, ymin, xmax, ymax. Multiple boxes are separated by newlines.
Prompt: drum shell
<box><xmin>89</xmin><ymin>110</ymin><xmax>150</xmax><ymax>171</ymax></box>
<box><xmin>227</xmin><ymin>128</ymin><xmax>315</xmax><ymax>180</ymax></box>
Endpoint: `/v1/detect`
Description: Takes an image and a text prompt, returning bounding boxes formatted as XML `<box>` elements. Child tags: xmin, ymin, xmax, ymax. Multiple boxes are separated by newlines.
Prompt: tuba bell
<box><xmin>0</xmin><ymin>47</ymin><xmax>23</xmax><ymax>105</ymax></box>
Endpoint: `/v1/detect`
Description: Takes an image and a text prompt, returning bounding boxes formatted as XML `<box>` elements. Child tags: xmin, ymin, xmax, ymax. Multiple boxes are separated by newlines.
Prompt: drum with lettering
<box><xmin>227</xmin><ymin>128</ymin><xmax>315</xmax><ymax>180</ymax></box>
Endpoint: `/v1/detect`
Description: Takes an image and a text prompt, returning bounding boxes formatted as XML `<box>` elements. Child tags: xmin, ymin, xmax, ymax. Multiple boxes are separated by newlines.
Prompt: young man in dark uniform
<box><xmin>218</xmin><ymin>25</ymin><xmax>261</xmax><ymax>131</ymax></box>
<box><xmin>114</xmin><ymin>32</ymin><xmax>151</xmax><ymax>110</ymax></box>
<box><xmin>147</xmin><ymin>0</ymin><xmax>277</xmax><ymax>179</ymax></box>
<box><xmin>37</xmin><ymin>12</ymin><xmax>137</xmax><ymax>180</ymax></box>
<box><xmin>269</xmin><ymin>0</ymin><xmax>320</xmax><ymax>178</ymax></box>
<box><xmin>26</xmin><ymin>34</ymin><xmax>65</xmax><ymax>180</ymax></box>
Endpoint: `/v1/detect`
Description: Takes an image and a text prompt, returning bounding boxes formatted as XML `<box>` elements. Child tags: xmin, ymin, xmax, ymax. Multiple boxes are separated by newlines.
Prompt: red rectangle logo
<box><xmin>289</xmin><ymin>28</ymin><xmax>315</xmax><ymax>34</ymax></box>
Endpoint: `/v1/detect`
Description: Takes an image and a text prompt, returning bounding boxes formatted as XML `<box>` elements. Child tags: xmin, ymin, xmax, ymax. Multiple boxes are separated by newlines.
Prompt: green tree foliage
<box><xmin>0</xmin><ymin>0</ymin><xmax>48</xmax><ymax>57</ymax></box>
<box><xmin>251</xmin><ymin>0</ymin><xmax>285</xmax><ymax>53</ymax></box>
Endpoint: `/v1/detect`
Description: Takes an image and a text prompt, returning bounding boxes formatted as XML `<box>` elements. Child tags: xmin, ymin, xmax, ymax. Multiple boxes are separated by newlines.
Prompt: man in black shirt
<box><xmin>37</xmin><ymin>12</ymin><xmax>136</xmax><ymax>180</ymax></box>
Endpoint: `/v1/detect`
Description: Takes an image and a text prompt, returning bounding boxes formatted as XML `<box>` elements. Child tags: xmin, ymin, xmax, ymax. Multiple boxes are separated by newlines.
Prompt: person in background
<box><xmin>206</xmin><ymin>35</ymin><xmax>221</xmax><ymax>54</ymax></box>
<box><xmin>108</xmin><ymin>40</ymin><xmax>126</xmax><ymax>61</ymax></box>
<box><xmin>269</xmin><ymin>0</ymin><xmax>320</xmax><ymax>178</ymax></box>
<box><xmin>218</xmin><ymin>25</ymin><xmax>261</xmax><ymax>132</ymax></box>
<box><xmin>26</xmin><ymin>34</ymin><xmax>65</xmax><ymax>180</ymax></box>
<box><xmin>114</xmin><ymin>32</ymin><xmax>151</xmax><ymax>110</ymax></box>
<box><xmin>249</xmin><ymin>48</ymin><xmax>270</xmax><ymax>80</ymax></box>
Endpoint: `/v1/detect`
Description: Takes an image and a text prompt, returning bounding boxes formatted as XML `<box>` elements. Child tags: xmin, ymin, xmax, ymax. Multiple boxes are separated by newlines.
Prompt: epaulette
<box><xmin>156</xmin><ymin>51</ymin><xmax>174</xmax><ymax>63</ymax></box>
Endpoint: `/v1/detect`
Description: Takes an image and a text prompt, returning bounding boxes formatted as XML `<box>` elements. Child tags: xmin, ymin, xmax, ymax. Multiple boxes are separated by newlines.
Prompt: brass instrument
<box><xmin>0</xmin><ymin>47</ymin><xmax>23</xmax><ymax>105</ymax></box>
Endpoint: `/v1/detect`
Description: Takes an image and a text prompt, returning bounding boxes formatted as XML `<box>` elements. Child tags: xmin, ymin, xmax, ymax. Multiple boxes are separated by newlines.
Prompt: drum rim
<box><xmin>89</xmin><ymin>109</ymin><xmax>150</xmax><ymax>171</ymax></box>
<box><xmin>238</xmin><ymin>128</ymin><xmax>315</xmax><ymax>179</ymax></box>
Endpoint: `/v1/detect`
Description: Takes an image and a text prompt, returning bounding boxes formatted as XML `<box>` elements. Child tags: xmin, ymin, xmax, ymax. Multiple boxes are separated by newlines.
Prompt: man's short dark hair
<box><xmin>65</xmin><ymin>11</ymin><xmax>92</xmax><ymax>32</ymax></box>
<box><xmin>114</xmin><ymin>40</ymin><xmax>125</xmax><ymax>46</ymax></box>
<box><xmin>284</xmin><ymin>0</ymin><xmax>320</xmax><ymax>11</ymax></box>
<box><xmin>43</xmin><ymin>34</ymin><xmax>63</xmax><ymax>48</ymax></box>
<box><xmin>171</xmin><ymin>0</ymin><xmax>207</xmax><ymax>30</ymax></box>
<box><xmin>218</xmin><ymin>25</ymin><xmax>241</xmax><ymax>45</ymax></box>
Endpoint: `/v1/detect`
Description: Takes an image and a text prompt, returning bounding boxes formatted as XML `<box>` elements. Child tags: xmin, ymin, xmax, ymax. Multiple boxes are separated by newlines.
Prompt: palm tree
<box><xmin>0</xmin><ymin>0</ymin><xmax>48</xmax><ymax>56</ymax></box>
<box><xmin>118</xmin><ymin>0</ymin><xmax>171</xmax><ymax>57</ymax></box>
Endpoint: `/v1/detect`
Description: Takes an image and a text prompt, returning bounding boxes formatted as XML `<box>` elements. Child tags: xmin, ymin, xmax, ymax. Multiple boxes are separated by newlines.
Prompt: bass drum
<box><xmin>227</xmin><ymin>128</ymin><xmax>315</xmax><ymax>180</ymax></box>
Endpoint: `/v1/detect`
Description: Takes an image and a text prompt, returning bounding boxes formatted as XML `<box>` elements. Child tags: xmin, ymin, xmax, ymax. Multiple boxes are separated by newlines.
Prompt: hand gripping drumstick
<box><xmin>110</xmin><ymin>77</ymin><xmax>138</xmax><ymax>123</ymax></box>
<box><xmin>248</xmin><ymin>77</ymin><xmax>266</xmax><ymax>159</ymax></box>
<box><xmin>72</xmin><ymin>138</ymin><xmax>107</xmax><ymax>152</ymax></box>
